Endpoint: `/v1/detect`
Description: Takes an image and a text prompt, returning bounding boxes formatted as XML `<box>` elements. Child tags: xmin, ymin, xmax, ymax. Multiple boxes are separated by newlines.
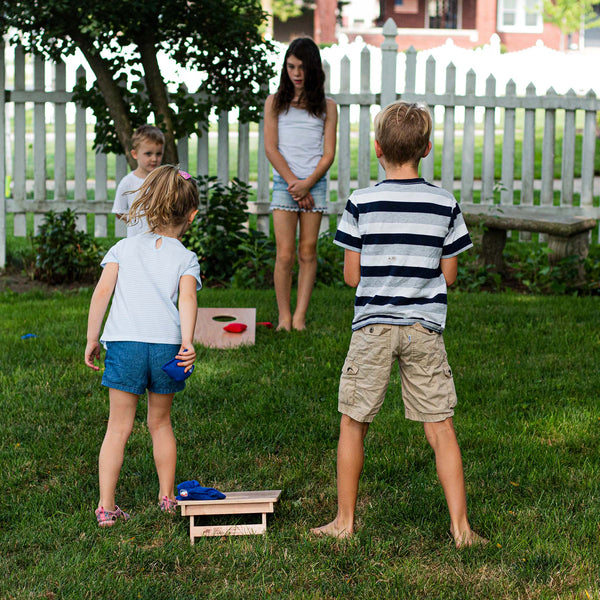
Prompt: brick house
<box><xmin>269</xmin><ymin>0</ymin><xmax>600</xmax><ymax>52</ymax></box>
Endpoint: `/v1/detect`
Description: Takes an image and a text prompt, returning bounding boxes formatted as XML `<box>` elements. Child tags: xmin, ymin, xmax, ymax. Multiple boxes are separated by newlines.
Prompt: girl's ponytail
<box><xmin>128</xmin><ymin>165</ymin><xmax>199</xmax><ymax>232</ymax></box>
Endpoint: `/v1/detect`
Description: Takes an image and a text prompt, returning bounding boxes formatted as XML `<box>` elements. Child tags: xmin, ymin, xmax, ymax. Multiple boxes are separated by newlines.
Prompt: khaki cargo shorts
<box><xmin>338</xmin><ymin>322</ymin><xmax>457</xmax><ymax>423</ymax></box>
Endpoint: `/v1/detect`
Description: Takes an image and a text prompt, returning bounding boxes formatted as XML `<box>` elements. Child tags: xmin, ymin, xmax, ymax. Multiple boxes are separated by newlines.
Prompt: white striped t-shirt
<box><xmin>100</xmin><ymin>233</ymin><xmax>201</xmax><ymax>345</ymax></box>
<box><xmin>334</xmin><ymin>178</ymin><xmax>472</xmax><ymax>333</ymax></box>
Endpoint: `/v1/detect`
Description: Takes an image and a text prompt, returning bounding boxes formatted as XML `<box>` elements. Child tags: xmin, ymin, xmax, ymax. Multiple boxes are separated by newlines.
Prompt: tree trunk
<box><xmin>71</xmin><ymin>34</ymin><xmax>136</xmax><ymax>170</ymax></box>
<box><xmin>138</xmin><ymin>37</ymin><xmax>178</xmax><ymax>165</ymax></box>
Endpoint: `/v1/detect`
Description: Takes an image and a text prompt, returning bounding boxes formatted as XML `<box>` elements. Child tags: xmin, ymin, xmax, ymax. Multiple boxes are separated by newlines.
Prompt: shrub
<box><xmin>34</xmin><ymin>209</ymin><xmax>102</xmax><ymax>284</ymax></box>
<box><xmin>315</xmin><ymin>231</ymin><xmax>345</xmax><ymax>288</ymax></box>
<box><xmin>231</xmin><ymin>229</ymin><xmax>276</xmax><ymax>289</ymax></box>
<box><xmin>182</xmin><ymin>176</ymin><xmax>251</xmax><ymax>287</ymax></box>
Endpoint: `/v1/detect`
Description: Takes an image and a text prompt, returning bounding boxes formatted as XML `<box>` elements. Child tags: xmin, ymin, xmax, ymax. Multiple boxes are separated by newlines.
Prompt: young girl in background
<box><xmin>85</xmin><ymin>165</ymin><xmax>201</xmax><ymax>527</ymax></box>
<box><xmin>264</xmin><ymin>37</ymin><xmax>337</xmax><ymax>331</ymax></box>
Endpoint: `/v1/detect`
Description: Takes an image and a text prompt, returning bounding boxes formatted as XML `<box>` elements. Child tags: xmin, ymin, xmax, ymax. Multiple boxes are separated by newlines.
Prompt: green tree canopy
<box><xmin>0</xmin><ymin>0</ymin><xmax>275</xmax><ymax>167</ymax></box>
<box><xmin>542</xmin><ymin>0</ymin><xmax>600</xmax><ymax>49</ymax></box>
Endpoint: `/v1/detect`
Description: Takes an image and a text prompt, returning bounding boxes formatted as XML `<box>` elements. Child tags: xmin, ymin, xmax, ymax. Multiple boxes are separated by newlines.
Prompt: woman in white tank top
<box><xmin>264</xmin><ymin>37</ymin><xmax>338</xmax><ymax>331</ymax></box>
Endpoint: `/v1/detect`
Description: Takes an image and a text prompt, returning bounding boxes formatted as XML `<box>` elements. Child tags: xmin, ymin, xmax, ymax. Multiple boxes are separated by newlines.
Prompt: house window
<box><xmin>498</xmin><ymin>0</ymin><xmax>543</xmax><ymax>32</ymax></box>
<box><xmin>427</xmin><ymin>0</ymin><xmax>459</xmax><ymax>29</ymax></box>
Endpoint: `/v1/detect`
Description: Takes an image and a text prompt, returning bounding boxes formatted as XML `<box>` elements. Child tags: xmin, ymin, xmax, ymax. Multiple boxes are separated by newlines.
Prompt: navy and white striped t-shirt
<box><xmin>334</xmin><ymin>178</ymin><xmax>472</xmax><ymax>333</ymax></box>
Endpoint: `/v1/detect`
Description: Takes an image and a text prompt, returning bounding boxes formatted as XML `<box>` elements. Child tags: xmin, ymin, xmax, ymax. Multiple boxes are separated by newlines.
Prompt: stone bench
<box><xmin>460</xmin><ymin>203</ymin><xmax>597</xmax><ymax>273</ymax></box>
<box><xmin>178</xmin><ymin>490</ymin><xmax>282</xmax><ymax>543</ymax></box>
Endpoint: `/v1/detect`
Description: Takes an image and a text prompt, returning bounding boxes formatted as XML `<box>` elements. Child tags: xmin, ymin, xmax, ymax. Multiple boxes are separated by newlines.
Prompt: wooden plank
<box><xmin>190</xmin><ymin>523</ymin><xmax>265</xmax><ymax>541</ymax></box>
<box><xmin>179</xmin><ymin>489</ymin><xmax>281</xmax><ymax>507</ymax></box>
<box><xmin>181</xmin><ymin>501</ymin><xmax>275</xmax><ymax>517</ymax></box>
<box><xmin>193</xmin><ymin>307</ymin><xmax>256</xmax><ymax>349</ymax></box>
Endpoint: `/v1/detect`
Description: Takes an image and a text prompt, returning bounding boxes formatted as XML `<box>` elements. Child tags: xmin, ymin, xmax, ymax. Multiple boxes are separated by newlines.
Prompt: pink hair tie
<box><xmin>178</xmin><ymin>169</ymin><xmax>191</xmax><ymax>180</ymax></box>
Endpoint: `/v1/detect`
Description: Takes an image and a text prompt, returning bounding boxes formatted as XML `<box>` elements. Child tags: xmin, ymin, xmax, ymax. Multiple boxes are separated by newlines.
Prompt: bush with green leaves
<box><xmin>315</xmin><ymin>230</ymin><xmax>346</xmax><ymax>288</ymax></box>
<box><xmin>182</xmin><ymin>176</ymin><xmax>251</xmax><ymax>286</ymax></box>
<box><xmin>454</xmin><ymin>236</ymin><xmax>598</xmax><ymax>295</ymax></box>
<box><xmin>231</xmin><ymin>229</ymin><xmax>276</xmax><ymax>289</ymax></box>
<box><xmin>33</xmin><ymin>209</ymin><xmax>102</xmax><ymax>284</ymax></box>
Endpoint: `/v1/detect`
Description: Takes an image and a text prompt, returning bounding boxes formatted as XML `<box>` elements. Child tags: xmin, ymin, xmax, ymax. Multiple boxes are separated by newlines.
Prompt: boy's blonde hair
<box><xmin>374</xmin><ymin>102</ymin><xmax>432</xmax><ymax>167</ymax></box>
<box><xmin>128</xmin><ymin>165</ymin><xmax>199</xmax><ymax>232</ymax></box>
<box><xmin>131</xmin><ymin>124</ymin><xmax>165</xmax><ymax>150</ymax></box>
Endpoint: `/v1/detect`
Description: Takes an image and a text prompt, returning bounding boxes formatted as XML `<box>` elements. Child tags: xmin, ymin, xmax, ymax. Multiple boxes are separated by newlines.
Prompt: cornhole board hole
<box><xmin>193</xmin><ymin>308</ymin><xmax>256</xmax><ymax>349</ymax></box>
<box><xmin>179</xmin><ymin>490</ymin><xmax>282</xmax><ymax>542</ymax></box>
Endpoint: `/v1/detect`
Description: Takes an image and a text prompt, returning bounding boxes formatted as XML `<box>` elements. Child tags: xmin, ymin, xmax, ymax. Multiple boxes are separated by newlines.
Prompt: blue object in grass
<box><xmin>21</xmin><ymin>333</ymin><xmax>37</xmax><ymax>339</ymax></box>
<box><xmin>161</xmin><ymin>350</ymin><xmax>194</xmax><ymax>381</ymax></box>
<box><xmin>176</xmin><ymin>480</ymin><xmax>226</xmax><ymax>501</ymax></box>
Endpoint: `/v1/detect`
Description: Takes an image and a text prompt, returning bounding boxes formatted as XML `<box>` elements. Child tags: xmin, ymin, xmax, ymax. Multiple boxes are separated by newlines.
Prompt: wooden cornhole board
<box><xmin>193</xmin><ymin>307</ymin><xmax>256</xmax><ymax>349</ymax></box>
<box><xmin>179</xmin><ymin>490</ymin><xmax>282</xmax><ymax>542</ymax></box>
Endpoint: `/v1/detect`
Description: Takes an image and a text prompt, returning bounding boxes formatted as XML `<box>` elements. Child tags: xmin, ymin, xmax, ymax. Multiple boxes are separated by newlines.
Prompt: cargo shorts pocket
<box><xmin>339</xmin><ymin>359</ymin><xmax>359</xmax><ymax>407</ymax></box>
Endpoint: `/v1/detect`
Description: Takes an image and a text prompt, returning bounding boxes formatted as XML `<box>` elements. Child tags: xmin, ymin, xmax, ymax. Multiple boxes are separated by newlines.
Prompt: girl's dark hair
<box><xmin>128</xmin><ymin>165</ymin><xmax>199</xmax><ymax>232</ymax></box>
<box><xmin>273</xmin><ymin>37</ymin><xmax>326</xmax><ymax>118</ymax></box>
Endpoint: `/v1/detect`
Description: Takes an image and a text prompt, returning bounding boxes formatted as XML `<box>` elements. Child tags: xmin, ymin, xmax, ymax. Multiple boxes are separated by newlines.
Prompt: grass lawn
<box><xmin>1</xmin><ymin>287</ymin><xmax>599</xmax><ymax>599</ymax></box>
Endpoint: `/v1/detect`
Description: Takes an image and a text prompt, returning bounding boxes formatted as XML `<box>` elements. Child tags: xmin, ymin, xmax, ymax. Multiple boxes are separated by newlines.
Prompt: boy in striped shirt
<box><xmin>311</xmin><ymin>101</ymin><xmax>486</xmax><ymax>547</ymax></box>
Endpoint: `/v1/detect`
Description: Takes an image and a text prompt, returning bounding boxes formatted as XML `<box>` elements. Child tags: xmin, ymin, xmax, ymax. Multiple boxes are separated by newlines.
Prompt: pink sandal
<box><xmin>95</xmin><ymin>505</ymin><xmax>130</xmax><ymax>527</ymax></box>
<box><xmin>159</xmin><ymin>496</ymin><xmax>178</xmax><ymax>514</ymax></box>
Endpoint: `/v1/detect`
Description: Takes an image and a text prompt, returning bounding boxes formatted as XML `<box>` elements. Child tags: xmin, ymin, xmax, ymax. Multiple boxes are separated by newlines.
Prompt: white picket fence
<box><xmin>1</xmin><ymin>18</ymin><xmax>599</xmax><ymax>268</ymax></box>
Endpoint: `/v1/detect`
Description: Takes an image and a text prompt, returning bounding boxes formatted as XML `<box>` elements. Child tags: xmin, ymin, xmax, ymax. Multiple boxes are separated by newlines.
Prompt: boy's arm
<box><xmin>344</xmin><ymin>249</ymin><xmax>361</xmax><ymax>288</ymax></box>
<box><xmin>441</xmin><ymin>256</ymin><xmax>458</xmax><ymax>286</ymax></box>
<box><xmin>85</xmin><ymin>262</ymin><xmax>118</xmax><ymax>370</ymax></box>
<box><xmin>176</xmin><ymin>274</ymin><xmax>198</xmax><ymax>371</ymax></box>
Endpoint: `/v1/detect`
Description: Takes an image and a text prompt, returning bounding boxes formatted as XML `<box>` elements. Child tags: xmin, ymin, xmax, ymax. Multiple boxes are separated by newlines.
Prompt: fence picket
<box><xmin>441</xmin><ymin>63</ymin><xmax>456</xmax><ymax>193</ymax></box>
<box><xmin>481</xmin><ymin>75</ymin><xmax>496</xmax><ymax>203</ymax></box>
<box><xmin>54</xmin><ymin>60</ymin><xmax>67</xmax><ymax>203</ymax></box>
<box><xmin>581</xmin><ymin>91</ymin><xmax>597</xmax><ymax>207</ymax></box>
<box><xmin>33</xmin><ymin>55</ymin><xmax>46</xmax><ymax>234</ymax></box>
<box><xmin>541</xmin><ymin>88</ymin><xmax>556</xmax><ymax>207</ymax></box>
<box><xmin>460</xmin><ymin>69</ymin><xmax>476</xmax><ymax>204</ymax></box>
<box><xmin>500</xmin><ymin>80</ymin><xmax>516</xmax><ymax>206</ymax></box>
<box><xmin>561</xmin><ymin>90</ymin><xmax>577</xmax><ymax>207</ymax></box>
<box><xmin>358</xmin><ymin>47</ymin><xmax>371</xmax><ymax>191</ymax></box>
<box><xmin>338</xmin><ymin>56</ymin><xmax>351</xmax><ymax>207</ymax></box>
<box><xmin>421</xmin><ymin>56</ymin><xmax>436</xmax><ymax>182</ymax></box>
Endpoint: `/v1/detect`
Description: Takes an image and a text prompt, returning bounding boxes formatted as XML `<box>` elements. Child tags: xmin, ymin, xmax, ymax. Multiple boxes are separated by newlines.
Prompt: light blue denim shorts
<box><xmin>102</xmin><ymin>341</ymin><xmax>186</xmax><ymax>395</ymax></box>
<box><xmin>271</xmin><ymin>173</ymin><xmax>328</xmax><ymax>213</ymax></box>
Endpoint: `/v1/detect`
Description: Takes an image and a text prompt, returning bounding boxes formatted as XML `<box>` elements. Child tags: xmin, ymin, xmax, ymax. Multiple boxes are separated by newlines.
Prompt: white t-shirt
<box><xmin>112</xmin><ymin>171</ymin><xmax>148</xmax><ymax>237</ymax></box>
<box><xmin>100</xmin><ymin>233</ymin><xmax>202</xmax><ymax>345</ymax></box>
<box><xmin>275</xmin><ymin>106</ymin><xmax>325</xmax><ymax>179</ymax></box>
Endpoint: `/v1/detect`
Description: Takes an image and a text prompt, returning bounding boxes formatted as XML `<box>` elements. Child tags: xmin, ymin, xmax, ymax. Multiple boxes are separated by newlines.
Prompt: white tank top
<box><xmin>275</xmin><ymin>106</ymin><xmax>325</xmax><ymax>179</ymax></box>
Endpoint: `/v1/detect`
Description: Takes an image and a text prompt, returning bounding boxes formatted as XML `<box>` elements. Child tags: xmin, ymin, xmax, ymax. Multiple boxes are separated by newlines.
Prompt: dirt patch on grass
<box><xmin>0</xmin><ymin>268</ymin><xmax>94</xmax><ymax>294</ymax></box>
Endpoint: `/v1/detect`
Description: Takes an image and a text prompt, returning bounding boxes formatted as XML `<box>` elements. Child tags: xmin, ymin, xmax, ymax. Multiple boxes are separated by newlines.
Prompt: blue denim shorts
<box><xmin>102</xmin><ymin>341</ymin><xmax>186</xmax><ymax>395</ymax></box>
<box><xmin>271</xmin><ymin>173</ymin><xmax>328</xmax><ymax>213</ymax></box>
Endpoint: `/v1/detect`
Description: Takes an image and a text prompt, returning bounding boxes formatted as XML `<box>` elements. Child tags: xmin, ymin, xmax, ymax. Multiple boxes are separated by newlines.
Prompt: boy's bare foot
<box><xmin>451</xmin><ymin>527</ymin><xmax>488</xmax><ymax>549</ymax></box>
<box><xmin>310</xmin><ymin>520</ymin><xmax>352</xmax><ymax>539</ymax></box>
